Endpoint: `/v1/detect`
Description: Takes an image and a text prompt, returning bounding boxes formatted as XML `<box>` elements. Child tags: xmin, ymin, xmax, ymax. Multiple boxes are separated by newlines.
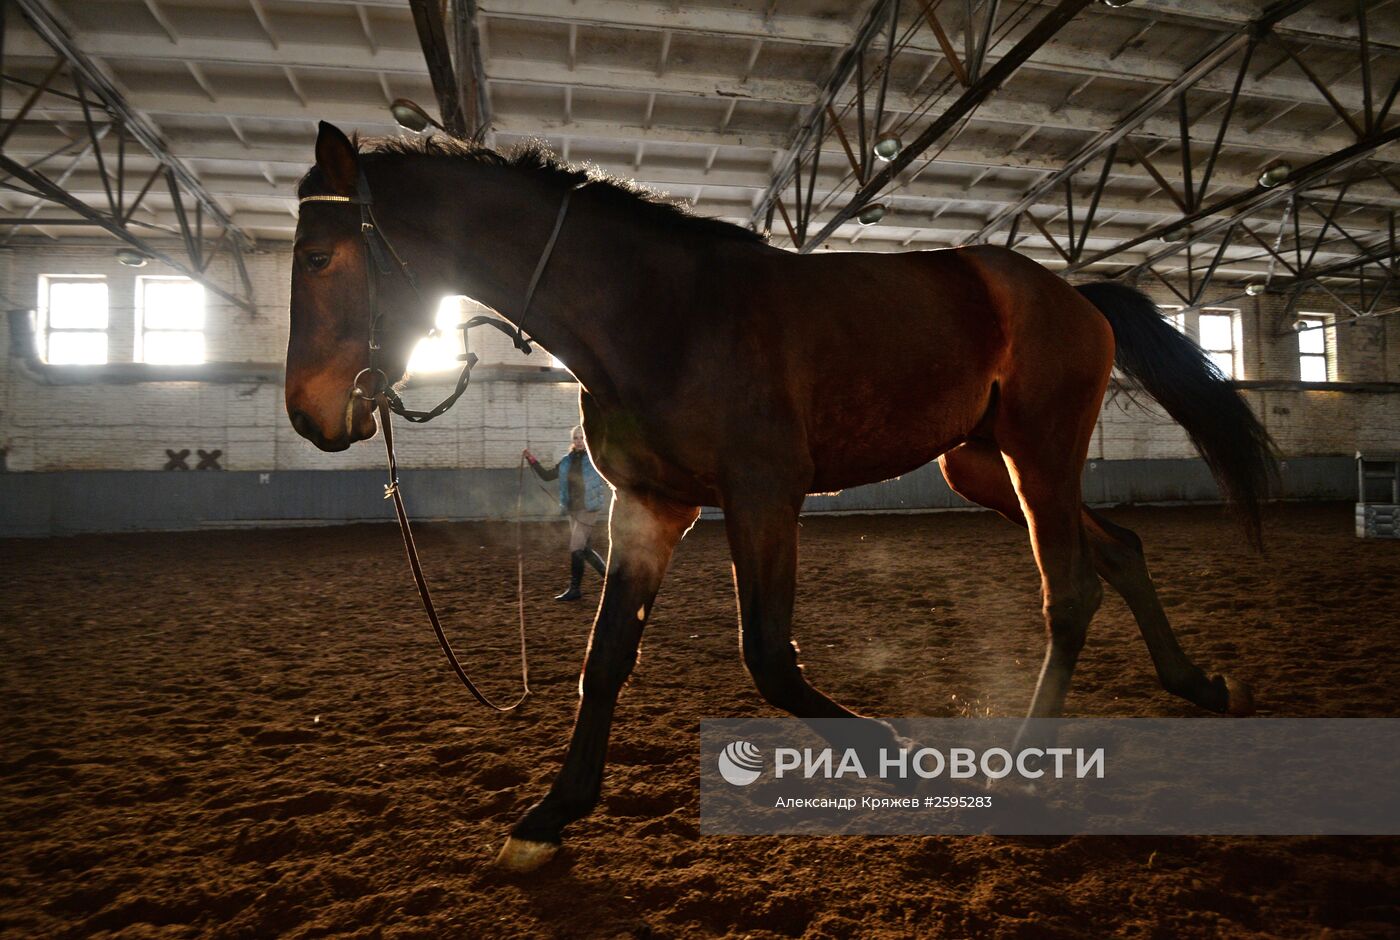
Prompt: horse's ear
<box><xmin>315</xmin><ymin>121</ymin><xmax>358</xmax><ymax>195</ymax></box>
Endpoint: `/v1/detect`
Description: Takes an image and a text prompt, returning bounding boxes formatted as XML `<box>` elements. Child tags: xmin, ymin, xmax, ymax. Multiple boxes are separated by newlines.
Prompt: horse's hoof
<box><xmin>495</xmin><ymin>836</ymin><xmax>559</xmax><ymax>872</ymax></box>
<box><xmin>1217</xmin><ymin>674</ymin><xmax>1255</xmax><ymax>716</ymax></box>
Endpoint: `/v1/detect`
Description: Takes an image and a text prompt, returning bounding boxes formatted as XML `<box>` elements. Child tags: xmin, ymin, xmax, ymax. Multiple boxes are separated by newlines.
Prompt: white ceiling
<box><xmin>2</xmin><ymin>0</ymin><xmax>1398</xmax><ymax>282</ymax></box>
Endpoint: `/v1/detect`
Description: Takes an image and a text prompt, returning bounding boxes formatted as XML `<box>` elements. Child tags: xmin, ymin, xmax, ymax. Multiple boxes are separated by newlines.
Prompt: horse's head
<box><xmin>286</xmin><ymin>122</ymin><xmax>438</xmax><ymax>451</ymax></box>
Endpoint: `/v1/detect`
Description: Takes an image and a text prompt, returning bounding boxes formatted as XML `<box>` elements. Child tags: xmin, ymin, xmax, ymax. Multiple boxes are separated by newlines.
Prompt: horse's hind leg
<box><xmin>997</xmin><ymin>448</ymin><xmax>1103</xmax><ymax>719</ymax></box>
<box><xmin>497</xmin><ymin>489</ymin><xmax>698</xmax><ymax>872</ymax></box>
<box><xmin>945</xmin><ymin>439</ymin><xmax>1102</xmax><ymax>716</ymax></box>
<box><xmin>942</xmin><ymin>439</ymin><xmax>1098</xmax><ymax>719</ymax></box>
<box><xmin>1081</xmin><ymin>507</ymin><xmax>1253</xmax><ymax>715</ymax></box>
<box><xmin>724</xmin><ymin>491</ymin><xmax>909</xmax><ymax>764</ymax></box>
<box><xmin>940</xmin><ymin>441</ymin><xmax>1030</xmax><ymax>527</ymax></box>
<box><xmin>942</xmin><ymin>442</ymin><xmax>1252</xmax><ymax>715</ymax></box>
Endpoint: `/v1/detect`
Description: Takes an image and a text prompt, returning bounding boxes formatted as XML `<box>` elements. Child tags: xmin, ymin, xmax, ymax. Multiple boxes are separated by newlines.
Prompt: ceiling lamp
<box><xmin>857</xmin><ymin>203</ymin><xmax>887</xmax><ymax>225</ymax></box>
<box><xmin>115</xmin><ymin>248</ymin><xmax>149</xmax><ymax>267</ymax></box>
<box><xmin>1257</xmin><ymin>160</ymin><xmax>1293</xmax><ymax>188</ymax></box>
<box><xmin>1158</xmin><ymin>226</ymin><xmax>1189</xmax><ymax>243</ymax></box>
<box><xmin>872</xmin><ymin>132</ymin><xmax>902</xmax><ymax>162</ymax></box>
<box><xmin>1244</xmin><ymin>281</ymin><xmax>1266</xmax><ymax>296</ymax></box>
<box><xmin>1100</xmin><ymin>0</ymin><xmax>1135</xmax><ymax>7</ymax></box>
<box><xmin>390</xmin><ymin>98</ymin><xmax>440</xmax><ymax>133</ymax></box>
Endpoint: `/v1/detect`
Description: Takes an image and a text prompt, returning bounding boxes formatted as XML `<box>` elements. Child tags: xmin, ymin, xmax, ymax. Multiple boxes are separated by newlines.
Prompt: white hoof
<box><xmin>495</xmin><ymin>836</ymin><xmax>559</xmax><ymax>872</ymax></box>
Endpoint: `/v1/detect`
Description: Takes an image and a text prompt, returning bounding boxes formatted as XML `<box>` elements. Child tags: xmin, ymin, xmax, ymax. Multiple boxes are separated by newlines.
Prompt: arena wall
<box><xmin>1</xmin><ymin>242</ymin><xmax>1397</xmax><ymax>535</ymax></box>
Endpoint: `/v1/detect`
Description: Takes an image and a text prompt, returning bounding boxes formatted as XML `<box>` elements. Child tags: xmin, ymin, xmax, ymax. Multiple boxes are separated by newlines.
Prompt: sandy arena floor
<box><xmin>2</xmin><ymin>502</ymin><xmax>1398</xmax><ymax>938</ymax></box>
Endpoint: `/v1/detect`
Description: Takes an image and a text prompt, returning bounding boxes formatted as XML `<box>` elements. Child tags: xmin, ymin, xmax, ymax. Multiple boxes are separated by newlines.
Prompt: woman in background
<box><xmin>523</xmin><ymin>426</ymin><xmax>609</xmax><ymax>601</ymax></box>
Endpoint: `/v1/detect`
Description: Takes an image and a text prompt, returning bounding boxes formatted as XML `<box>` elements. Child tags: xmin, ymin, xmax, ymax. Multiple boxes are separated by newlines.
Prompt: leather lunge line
<box><xmin>377</xmin><ymin>396</ymin><xmax>531</xmax><ymax>712</ymax></box>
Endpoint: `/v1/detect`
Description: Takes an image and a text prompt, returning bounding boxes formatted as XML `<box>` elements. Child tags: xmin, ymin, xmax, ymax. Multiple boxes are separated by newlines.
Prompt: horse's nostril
<box><xmin>290</xmin><ymin>410</ymin><xmax>317</xmax><ymax>440</ymax></box>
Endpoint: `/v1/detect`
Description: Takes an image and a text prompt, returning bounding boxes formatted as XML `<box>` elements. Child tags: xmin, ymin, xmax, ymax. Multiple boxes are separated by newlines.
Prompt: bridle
<box><xmin>299</xmin><ymin>170</ymin><xmax>583</xmax><ymax>421</ymax></box>
<box><xmin>297</xmin><ymin>168</ymin><xmax>584</xmax><ymax>712</ymax></box>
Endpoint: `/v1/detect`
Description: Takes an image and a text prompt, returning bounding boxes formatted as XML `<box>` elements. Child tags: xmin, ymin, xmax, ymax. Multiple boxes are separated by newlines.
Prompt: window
<box><xmin>38</xmin><ymin>275</ymin><xmax>108</xmax><ymax>364</ymax></box>
<box><xmin>1198</xmin><ymin>308</ymin><xmax>1239</xmax><ymax>379</ymax></box>
<box><xmin>137</xmin><ymin>277</ymin><xmax>205</xmax><ymax>364</ymax></box>
<box><xmin>1160</xmin><ymin>304</ymin><xmax>1186</xmax><ymax>334</ymax></box>
<box><xmin>408</xmin><ymin>296</ymin><xmax>468</xmax><ymax>373</ymax></box>
<box><xmin>1296</xmin><ymin>313</ymin><xmax>1332</xmax><ymax>382</ymax></box>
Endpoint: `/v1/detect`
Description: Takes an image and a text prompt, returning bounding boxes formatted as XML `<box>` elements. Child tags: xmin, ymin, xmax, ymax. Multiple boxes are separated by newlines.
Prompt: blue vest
<box><xmin>558</xmin><ymin>451</ymin><xmax>609</xmax><ymax>513</ymax></box>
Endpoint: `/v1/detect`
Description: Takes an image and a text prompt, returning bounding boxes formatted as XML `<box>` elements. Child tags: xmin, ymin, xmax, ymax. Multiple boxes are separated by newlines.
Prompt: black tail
<box><xmin>1076</xmin><ymin>281</ymin><xmax>1277</xmax><ymax>549</ymax></box>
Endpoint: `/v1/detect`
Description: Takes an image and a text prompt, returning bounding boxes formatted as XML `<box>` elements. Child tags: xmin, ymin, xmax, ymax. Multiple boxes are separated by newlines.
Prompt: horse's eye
<box><xmin>305</xmin><ymin>251</ymin><xmax>331</xmax><ymax>272</ymax></box>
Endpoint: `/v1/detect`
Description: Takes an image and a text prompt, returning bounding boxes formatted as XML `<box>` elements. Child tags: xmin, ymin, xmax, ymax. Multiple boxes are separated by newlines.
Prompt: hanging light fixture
<box><xmin>1158</xmin><ymin>226</ymin><xmax>1189</xmax><ymax>243</ymax></box>
<box><xmin>857</xmin><ymin>203</ymin><xmax>888</xmax><ymax>225</ymax></box>
<box><xmin>1257</xmin><ymin>160</ymin><xmax>1293</xmax><ymax>188</ymax></box>
<box><xmin>115</xmin><ymin>248</ymin><xmax>149</xmax><ymax>267</ymax></box>
<box><xmin>389</xmin><ymin>98</ymin><xmax>441</xmax><ymax>133</ymax></box>
<box><xmin>872</xmin><ymin>132</ymin><xmax>902</xmax><ymax>162</ymax></box>
<box><xmin>1244</xmin><ymin>281</ymin><xmax>1266</xmax><ymax>296</ymax></box>
<box><xmin>1100</xmin><ymin>0</ymin><xmax>1135</xmax><ymax>7</ymax></box>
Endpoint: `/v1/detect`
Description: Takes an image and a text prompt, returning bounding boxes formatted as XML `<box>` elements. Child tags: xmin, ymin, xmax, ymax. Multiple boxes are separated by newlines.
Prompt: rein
<box><xmin>375</xmin><ymin>395</ymin><xmax>530</xmax><ymax>711</ymax></box>
<box><xmin>298</xmin><ymin>169</ymin><xmax>584</xmax><ymax>711</ymax></box>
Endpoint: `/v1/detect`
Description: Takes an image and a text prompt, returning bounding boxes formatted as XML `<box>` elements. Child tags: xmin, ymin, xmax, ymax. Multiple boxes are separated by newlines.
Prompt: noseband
<box><xmin>298</xmin><ymin>169</ymin><xmax>583</xmax><ymax>423</ymax></box>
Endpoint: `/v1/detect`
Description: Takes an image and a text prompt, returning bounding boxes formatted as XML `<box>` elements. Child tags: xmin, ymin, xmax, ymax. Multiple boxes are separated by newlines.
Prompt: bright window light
<box><xmin>408</xmin><ymin>297</ymin><xmax>467</xmax><ymax>373</ymax></box>
<box><xmin>143</xmin><ymin>330</ymin><xmax>205</xmax><ymax>364</ymax></box>
<box><xmin>1299</xmin><ymin>356</ymin><xmax>1327</xmax><ymax>382</ymax></box>
<box><xmin>47</xmin><ymin>331</ymin><xmax>108</xmax><ymax>364</ymax></box>
<box><xmin>138</xmin><ymin>277</ymin><xmax>205</xmax><ymax>364</ymax></box>
<box><xmin>1296</xmin><ymin>313</ymin><xmax>1331</xmax><ymax>382</ymax></box>
<box><xmin>1198</xmin><ymin>313</ymin><xmax>1233</xmax><ymax>350</ymax></box>
<box><xmin>39</xmin><ymin>277</ymin><xmax>108</xmax><ymax>364</ymax></box>
<box><xmin>1199</xmin><ymin>310</ymin><xmax>1238</xmax><ymax>379</ymax></box>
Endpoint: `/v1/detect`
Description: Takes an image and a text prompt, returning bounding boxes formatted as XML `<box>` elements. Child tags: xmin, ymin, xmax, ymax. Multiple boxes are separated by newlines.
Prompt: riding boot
<box><xmin>554</xmin><ymin>551</ymin><xmax>585</xmax><ymax>601</ymax></box>
<box><xmin>583</xmin><ymin>547</ymin><xmax>606</xmax><ymax>577</ymax></box>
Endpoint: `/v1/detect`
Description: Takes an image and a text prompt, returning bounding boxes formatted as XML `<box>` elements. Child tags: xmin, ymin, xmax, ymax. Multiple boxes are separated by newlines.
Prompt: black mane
<box><xmin>302</xmin><ymin>133</ymin><xmax>765</xmax><ymax>245</ymax></box>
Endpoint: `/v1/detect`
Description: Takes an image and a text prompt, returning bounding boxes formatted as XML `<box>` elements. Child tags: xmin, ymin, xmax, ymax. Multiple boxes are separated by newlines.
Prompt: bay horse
<box><xmin>286</xmin><ymin>123</ymin><xmax>1273</xmax><ymax>872</ymax></box>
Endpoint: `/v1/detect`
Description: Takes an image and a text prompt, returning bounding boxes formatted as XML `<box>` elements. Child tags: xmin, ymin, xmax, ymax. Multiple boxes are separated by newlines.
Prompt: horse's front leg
<box><xmin>497</xmin><ymin>488</ymin><xmax>697</xmax><ymax>872</ymax></box>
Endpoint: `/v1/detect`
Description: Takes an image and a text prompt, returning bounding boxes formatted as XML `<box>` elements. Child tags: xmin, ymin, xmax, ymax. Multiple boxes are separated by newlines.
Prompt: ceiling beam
<box><xmin>0</xmin><ymin>153</ymin><xmax>256</xmax><ymax>312</ymax></box>
<box><xmin>16</xmin><ymin>162</ymin><xmax>1397</xmax><ymax>245</ymax></box>
<box><xmin>1131</xmin><ymin>0</ymin><xmax>1400</xmax><ymax>50</ymax></box>
<box><xmin>473</xmin><ymin>0</ymin><xmax>1400</xmax><ymax>50</ymax></box>
<box><xmin>7</xmin><ymin>22</ymin><xmax>1378</xmax><ymax>115</ymax></box>
<box><xmin>8</xmin><ymin>61</ymin><xmax>1363</xmax><ymax>165</ymax></box>
<box><xmin>10</xmin><ymin>0</ymin><xmax>253</xmax><ymax>250</ymax></box>
<box><xmin>1080</xmin><ymin>123</ymin><xmax>1400</xmax><ymax>276</ymax></box>
<box><xmin>407</xmin><ymin>0</ymin><xmax>466</xmax><ymax>136</ymax></box>
<box><xmin>793</xmin><ymin>0</ymin><xmax>1097</xmax><ymax>252</ymax></box>
<box><xmin>479</xmin><ymin>0</ymin><xmax>856</xmax><ymax>46</ymax></box>
<box><xmin>9</xmin><ymin>120</ymin><xmax>1399</xmax><ymax>227</ymax></box>
<box><xmin>0</xmin><ymin>31</ymin><xmax>430</xmax><ymax>74</ymax></box>
<box><xmin>972</xmin><ymin>0</ymin><xmax>1323</xmax><ymax>244</ymax></box>
<box><xmin>6</xmin><ymin>0</ymin><xmax>1393</xmax><ymax>266</ymax></box>
<box><xmin>453</xmin><ymin>0</ymin><xmax>491</xmax><ymax>141</ymax></box>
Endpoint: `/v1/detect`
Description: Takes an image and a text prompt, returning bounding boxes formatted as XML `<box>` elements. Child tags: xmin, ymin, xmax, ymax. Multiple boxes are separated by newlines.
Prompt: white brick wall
<box><xmin>1102</xmin><ymin>282</ymin><xmax>1400</xmax><ymax>460</ymax></box>
<box><xmin>1</xmin><ymin>243</ymin><xmax>1396</xmax><ymax>473</ymax></box>
<box><xmin>0</xmin><ymin>243</ymin><xmax>582</xmax><ymax>472</ymax></box>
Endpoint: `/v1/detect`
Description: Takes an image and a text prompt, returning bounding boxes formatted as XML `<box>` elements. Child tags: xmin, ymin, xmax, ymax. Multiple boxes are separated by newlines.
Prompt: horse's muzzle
<box><xmin>287</xmin><ymin>389</ymin><xmax>377</xmax><ymax>452</ymax></box>
<box><xmin>290</xmin><ymin>408</ymin><xmax>352</xmax><ymax>452</ymax></box>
